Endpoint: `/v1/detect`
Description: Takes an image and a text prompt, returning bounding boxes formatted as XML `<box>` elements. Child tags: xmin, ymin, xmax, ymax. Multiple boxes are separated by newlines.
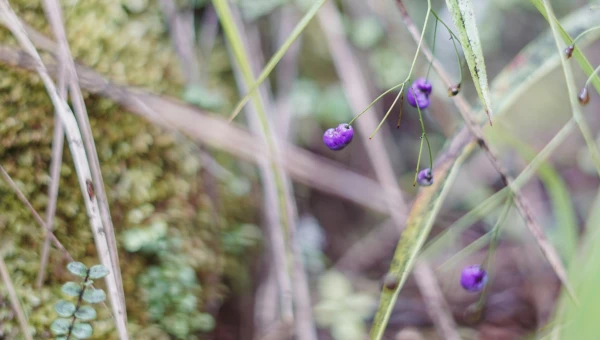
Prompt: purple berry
<box><xmin>416</xmin><ymin>168</ymin><xmax>433</xmax><ymax>186</ymax></box>
<box><xmin>407</xmin><ymin>86</ymin><xmax>430</xmax><ymax>109</ymax></box>
<box><xmin>413</xmin><ymin>78</ymin><xmax>432</xmax><ymax>95</ymax></box>
<box><xmin>323</xmin><ymin>124</ymin><xmax>354</xmax><ymax>151</ymax></box>
<box><xmin>323</xmin><ymin>128</ymin><xmax>343</xmax><ymax>150</ymax></box>
<box><xmin>460</xmin><ymin>265</ymin><xmax>487</xmax><ymax>292</ymax></box>
<box><xmin>336</xmin><ymin>124</ymin><xmax>354</xmax><ymax>145</ymax></box>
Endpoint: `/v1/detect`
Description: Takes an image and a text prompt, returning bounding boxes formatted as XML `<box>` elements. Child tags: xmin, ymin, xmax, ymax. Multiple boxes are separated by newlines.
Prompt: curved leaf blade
<box><xmin>445</xmin><ymin>0</ymin><xmax>493</xmax><ymax>124</ymax></box>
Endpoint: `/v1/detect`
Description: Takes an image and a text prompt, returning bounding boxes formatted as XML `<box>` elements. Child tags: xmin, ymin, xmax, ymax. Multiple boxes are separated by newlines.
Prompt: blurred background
<box><xmin>1</xmin><ymin>0</ymin><xmax>599</xmax><ymax>339</ymax></box>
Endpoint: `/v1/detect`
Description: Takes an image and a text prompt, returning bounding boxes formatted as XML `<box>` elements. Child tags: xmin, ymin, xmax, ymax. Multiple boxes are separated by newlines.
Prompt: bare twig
<box><xmin>41</xmin><ymin>0</ymin><xmax>127</xmax><ymax>315</ymax></box>
<box><xmin>272</xmin><ymin>6</ymin><xmax>303</xmax><ymax>137</ymax></box>
<box><xmin>0</xmin><ymin>2</ymin><xmax>128</xmax><ymax>337</ymax></box>
<box><xmin>413</xmin><ymin>260</ymin><xmax>461</xmax><ymax>340</ymax></box>
<box><xmin>394</xmin><ymin>0</ymin><xmax>575</xmax><ymax>302</ymax></box>
<box><xmin>36</xmin><ymin>58</ymin><xmax>66</xmax><ymax>288</ymax></box>
<box><xmin>0</xmin><ymin>254</ymin><xmax>33</xmax><ymax>340</ymax></box>
<box><xmin>0</xmin><ymin>165</ymin><xmax>65</xmax><ymax>254</ymax></box>
<box><xmin>160</xmin><ymin>0</ymin><xmax>200</xmax><ymax>85</ymax></box>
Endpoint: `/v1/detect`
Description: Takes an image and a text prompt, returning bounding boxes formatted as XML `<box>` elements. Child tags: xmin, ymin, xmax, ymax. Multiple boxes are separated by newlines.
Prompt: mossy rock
<box><xmin>0</xmin><ymin>1</ymin><xmax>260</xmax><ymax>339</ymax></box>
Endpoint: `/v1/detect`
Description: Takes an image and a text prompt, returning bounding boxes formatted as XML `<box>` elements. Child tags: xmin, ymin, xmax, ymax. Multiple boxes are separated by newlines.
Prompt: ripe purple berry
<box><xmin>460</xmin><ymin>265</ymin><xmax>487</xmax><ymax>292</ymax></box>
<box><xmin>323</xmin><ymin>124</ymin><xmax>354</xmax><ymax>151</ymax></box>
<box><xmin>407</xmin><ymin>79</ymin><xmax>432</xmax><ymax>109</ymax></box>
<box><xmin>416</xmin><ymin>168</ymin><xmax>433</xmax><ymax>186</ymax></box>
<box><xmin>336</xmin><ymin>123</ymin><xmax>354</xmax><ymax>145</ymax></box>
<box><xmin>413</xmin><ymin>78</ymin><xmax>432</xmax><ymax>95</ymax></box>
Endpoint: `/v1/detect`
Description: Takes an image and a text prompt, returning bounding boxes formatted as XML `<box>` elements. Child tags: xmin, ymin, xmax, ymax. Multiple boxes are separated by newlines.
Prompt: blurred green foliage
<box><xmin>314</xmin><ymin>271</ymin><xmax>375</xmax><ymax>340</ymax></box>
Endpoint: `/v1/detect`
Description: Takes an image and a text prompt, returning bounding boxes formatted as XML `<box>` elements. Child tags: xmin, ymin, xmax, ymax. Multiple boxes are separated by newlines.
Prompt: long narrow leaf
<box><xmin>445</xmin><ymin>0</ymin><xmax>493</xmax><ymax>124</ymax></box>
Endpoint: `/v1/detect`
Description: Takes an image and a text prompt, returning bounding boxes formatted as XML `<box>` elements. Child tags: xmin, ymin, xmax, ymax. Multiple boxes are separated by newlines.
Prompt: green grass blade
<box><xmin>227</xmin><ymin>0</ymin><xmax>327</xmax><ymax>122</ymax></box>
<box><xmin>445</xmin><ymin>0</ymin><xmax>493</xmax><ymax>124</ymax></box>
<box><xmin>369</xmin><ymin>6</ymin><xmax>600</xmax><ymax>338</ymax></box>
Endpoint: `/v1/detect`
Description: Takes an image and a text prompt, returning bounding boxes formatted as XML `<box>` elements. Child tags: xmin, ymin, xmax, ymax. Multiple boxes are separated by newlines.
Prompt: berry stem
<box><xmin>425</xmin><ymin>19</ymin><xmax>438</xmax><ymax>81</ymax></box>
<box><xmin>397</xmin><ymin>92</ymin><xmax>405</xmax><ymax>128</ymax></box>
<box><xmin>349</xmin><ymin>82</ymin><xmax>404</xmax><ymax>125</ymax></box>
<box><xmin>449</xmin><ymin>34</ymin><xmax>463</xmax><ymax>86</ymax></box>
<box><xmin>416</xmin><ymin>101</ymin><xmax>433</xmax><ymax>169</ymax></box>
<box><xmin>369</xmin><ymin>84</ymin><xmax>405</xmax><ymax>138</ymax></box>
<box><xmin>413</xmin><ymin>134</ymin><xmax>425</xmax><ymax>186</ymax></box>
<box><xmin>413</xmin><ymin>101</ymin><xmax>433</xmax><ymax>186</ymax></box>
<box><xmin>354</xmin><ymin>1</ymin><xmax>432</xmax><ymax>129</ymax></box>
<box><xmin>571</xmin><ymin>26</ymin><xmax>600</xmax><ymax>47</ymax></box>
<box><xmin>584</xmin><ymin>64</ymin><xmax>600</xmax><ymax>88</ymax></box>
<box><xmin>476</xmin><ymin>195</ymin><xmax>513</xmax><ymax>309</ymax></box>
<box><xmin>430</xmin><ymin>10</ymin><xmax>463</xmax><ymax>86</ymax></box>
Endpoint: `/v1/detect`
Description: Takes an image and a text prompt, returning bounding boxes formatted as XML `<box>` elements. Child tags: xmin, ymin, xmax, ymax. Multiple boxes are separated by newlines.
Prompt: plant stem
<box><xmin>426</xmin><ymin>19</ymin><xmax>438</xmax><ymax>80</ymax></box>
<box><xmin>584</xmin><ymin>64</ymin><xmax>600</xmax><ymax>88</ymax></box>
<box><xmin>354</xmin><ymin>0</ymin><xmax>432</xmax><ymax>133</ymax></box>
<box><xmin>66</xmin><ymin>271</ymin><xmax>90</xmax><ymax>340</ymax></box>
<box><xmin>476</xmin><ymin>195</ymin><xmax>513</xmax><ymax>310</ymax></box>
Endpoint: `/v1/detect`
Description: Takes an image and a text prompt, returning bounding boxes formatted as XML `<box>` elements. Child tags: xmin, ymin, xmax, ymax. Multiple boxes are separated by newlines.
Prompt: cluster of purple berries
<box><xmin>407</xmin><ymin>78</ymin><xmax>433</xmax><ymax>109</ymax></box>
<box><xmin>322</xmin><ymin>123</ymin><xmax>354</xmax><ymax>151</ymax></box>
<box><xmin>460</xmin><ymin>265</ymin><xmax>487</xmax><ymax>292</ymax></box>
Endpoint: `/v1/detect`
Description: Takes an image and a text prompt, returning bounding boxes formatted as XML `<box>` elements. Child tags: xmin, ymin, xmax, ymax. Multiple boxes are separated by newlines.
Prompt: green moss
<box><xmin>0</xmin><ymin>0</ymin><xmax>260</xmax><ymax>338</ymax></box>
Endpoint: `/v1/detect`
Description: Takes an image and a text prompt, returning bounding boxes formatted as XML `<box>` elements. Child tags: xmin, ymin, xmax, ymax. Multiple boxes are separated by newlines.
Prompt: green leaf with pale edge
<box><xmin>82</xmin><ymin>288</ymin><xmax>106</xmax><ymax>303</ymax></box>
<box><xmin>445</xmin><ymin>0</ymin><xmax>493</xmax><ymax>124</ymax></box>
<box><xmin>74</xmin><ymin>306</ymin><xmax>97</xmax><ymax>321</ymax></box>
<box><xmin>50</xmin><ymin>318</ymin><xmax>71</xmax><ymax>335</ymax></box>
<box><xmin>67</xmin><ymin>262</ymin><xmax>88</xmax><ymax>277</ymax></box>
<box><xmin>61</xmin><ymin>282</ymin><xmax>82</xmax><ymax>297</ymax></box>
<box><xmin>71</xmin><ymin>323</ymin><xmax>93</xmax><ymax>339</ymax></box>
<box><xmin>369</xmin><ymin>7</ymin><xmax>600</xmax><ymax>339</ymax></box>
<box><xmin>56</xmin><ymin>337</ymin><xmax>68</xmax><ymax>340</ymax></box>
<box><xmin>88</xmin><ymin>264</ymin><xmax>109</xmax><ymax>279</ymax></box>
<box><xmin>54</xmin><ymin>300</ymin><xmax>76</xmax><ymax>317</ymax></box>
